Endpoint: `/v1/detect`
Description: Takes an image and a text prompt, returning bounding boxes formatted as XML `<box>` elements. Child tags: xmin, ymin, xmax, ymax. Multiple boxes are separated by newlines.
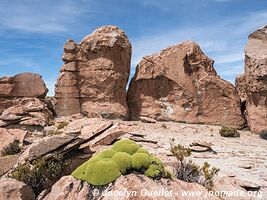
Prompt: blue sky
<box><xmin>0</xmin><ymin>0</ymin><xmax>267</xmax><ymax>96</ymax></box>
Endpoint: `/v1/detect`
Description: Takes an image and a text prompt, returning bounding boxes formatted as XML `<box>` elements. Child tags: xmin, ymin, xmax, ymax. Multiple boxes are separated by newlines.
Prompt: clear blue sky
<box><xmin>0</xmin><ymin>0</ymin><xmax>267</xmax><ymax>96</ymax></box>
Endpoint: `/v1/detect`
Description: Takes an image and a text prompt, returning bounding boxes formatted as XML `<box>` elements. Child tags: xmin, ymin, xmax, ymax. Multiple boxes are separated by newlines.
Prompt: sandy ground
<box><xmin>117</xmin><ymin>121</ymin><xmax>267</xmax><ymax>199</ymax></box>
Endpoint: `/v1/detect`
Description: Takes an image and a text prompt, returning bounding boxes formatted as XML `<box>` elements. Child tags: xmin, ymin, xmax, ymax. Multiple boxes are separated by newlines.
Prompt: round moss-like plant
<box><xmin>112</xmin><ymin>139</ymin><xmax>140</xmax><ymax>155</ymax></box>
<box><xmin>145</xmin><ymin>164</ymin><xmax>161</xmax><ymax>178</ymax></box>
<box><xmin>131</xmin><ymin>153</ymin><xmax>151</xmax><ymax>170</ymax></box>
<box><xmin>72</xmin><ymin>139</ymin><xmax>166</xmax><ymax>186</ymax></box>
<box><xmin>71</xmin><ymin>156</ymin><xmax>101</xmax><ymax>181</ymax></box>
<box><xmin>150</xmin><ymin>156</ymin><xmax>163</xmax><ymax>170</ymax></box>
<box><xmin>112</xmin><ymin>152</ymin><xmax>132</xmax><ymax>174</ymax></box>
<box><xmin>97</xmin><ymin>149</ymin><xmax>116</xmax><ymax>158</ymax></box>
<box><xmin>71</xmin><ymin>158</ymin><xmax>121</xmax><ymax>186</ymax></box>
<box><xmin>136</xmin><ymin>147</ymin><xmax>150</xmax><ymax>155</ymax></box>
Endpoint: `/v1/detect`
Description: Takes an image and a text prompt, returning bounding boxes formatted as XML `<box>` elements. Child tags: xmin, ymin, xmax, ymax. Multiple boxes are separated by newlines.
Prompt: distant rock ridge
<box><xmin>55</xmin><ymin>25</ymin><xmax>132</xmax><ymax>119</ymax></box>
<box><xmin>127</xmin><ymin>41</ymin><xmax>245</xmax><ymax>128</ymax></box>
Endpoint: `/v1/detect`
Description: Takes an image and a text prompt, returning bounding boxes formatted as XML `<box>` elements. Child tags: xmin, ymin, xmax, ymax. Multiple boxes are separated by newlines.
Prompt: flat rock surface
<box><xmin>116</xmin><ymin>120</ymin><xmax>267</xmax><ymax>199</ymax></box>
<box><xmin>22</xmin><ymin>134</ymin><xmax>76</xmax><ymax>161</ymax></box>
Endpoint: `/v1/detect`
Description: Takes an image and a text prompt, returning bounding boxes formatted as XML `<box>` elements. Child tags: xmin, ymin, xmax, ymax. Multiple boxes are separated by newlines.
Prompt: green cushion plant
<box><xmin>131</xmin><ymin>153</ymin><xmax>151</xmax><ymax>170</ymax></box>
<box><xmin>111</xmin><ymin>139</ymin><xmax>140</xmax><ymax>155</ymax></box>
<box><xmin>136</xmin><ymin>147</ymin><xmax>150</xmax><ymax>155</ymax></box>
<box><xmin>112</xmin><ymin>152</ymin><xmax>132</xmax><ymax>174</ymax></box>
<box><xmin>71</xmin><ymin>139</ymin><xmax>165</xmax><ymax>186</ymax></box>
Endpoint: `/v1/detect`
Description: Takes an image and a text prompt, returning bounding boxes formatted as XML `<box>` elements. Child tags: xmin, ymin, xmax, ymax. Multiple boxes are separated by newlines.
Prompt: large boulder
<box><xmin>0</xmin><ymin>73</ymin><xmax>48</xmax><ymax>114</ymax></box>
<box><xmin>0</xmin><ymin>73</ymin><xmax>48</xmax><ymax>98</ymax></box>
<box><xmin>243</xmin><ymin>25</ymin><xmax>267</xmax><ymax>133</ymax></box>
<box><xmin>0</xmin><ymin>178</ymin><xmax>35</xmax><ymax>200</ymax></box>
<box><xmin>55</xmin><ymin>26</ymin><xmax>132</xmax><ymax>119</ymax></box>
<box><xmin>43</xmin><ymin>174</ymin><xmax>220</xmax><ymax>200</ymax></box>
<box><xmin>127</xmin><ymin>41</ymin><xmax>245</xmax><ymax>128</ymax></box>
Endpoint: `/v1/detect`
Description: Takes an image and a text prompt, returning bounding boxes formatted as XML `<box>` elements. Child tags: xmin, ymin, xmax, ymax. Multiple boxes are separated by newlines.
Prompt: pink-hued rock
<box><xmin>0</xmin><ymin>128</ymin><xmax>27</xmax><ymax>153</ymax></box>
<box><xmin>0</xmin><ymin>73</ymin><xmax>48</xmax><ymax>98</ymax></box>
<box><xmin>127</xmin><ymin>41</ymin><xmax>245</xmax><ymax>128</ymax></box>
<box><xmin>235</xmin><ymin>74</ymin><xmax>247</xmax><ymax>103</ymax></box>
<box><xmin>0</xmin><ymin>98</ymin><xmax>53</xmax><ymax>128</ymax></box>
<box><xmin>55</xmin><ymin>26</ymin><xmax>132</xmax><ymax>118</ymax></box>
<box><xmin>243</xmin><ymin>25</ymin><xmax>267</xmax><ymax>133</ymax></box>
<box><xmin>43</xmin><ymin>175</ymin><xmax>220</xmax><ymax>200</ymax></box>
<box><xmin>43</xmin><ymin>176</ymin><xmax>90</xmax><ymax>200</ymax></box>
<box><xmin>0</xmin><ymin>178</ymin><xmax>35</xmax><ymax>200</ymax></box>
<box><xmin>0</xmin><ymin>73</ymin><xmax>48</xmax><ymax>114</ymax></box>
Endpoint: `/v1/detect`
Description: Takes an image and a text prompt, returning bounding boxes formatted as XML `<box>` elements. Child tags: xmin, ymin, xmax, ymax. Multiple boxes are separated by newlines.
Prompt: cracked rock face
<box><xmin>0</xmin><ymin>73</ymin><xmax>48</xmax><ymax>113</ymax></box>
<box><xmin>244</xmin><ymin>25</ymin><xmax>267</xmax><ymax>133</ymax></box>
<box><xmin>127</xmin><ymin>41</ymin><xmax>245</xmax><ymax>128</ymax></box>
<box><xmin>55</xmin><ymin>26</ymin><xmax>132</xmax><ymax>119</ymax></box>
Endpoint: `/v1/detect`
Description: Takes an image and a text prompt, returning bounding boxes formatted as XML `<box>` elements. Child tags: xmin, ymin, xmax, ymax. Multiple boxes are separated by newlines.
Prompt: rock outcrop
<box><xmin>43</xmin><ymin>174</ymin><xmax>220</xmax><ymax>200</ymax></box>
<box><xmin>127</xmin><ymin>41</ymin><xmax>245</xmax><ymax>128</ymax></box>
<box><xmin>0</xmin><ymin>98</ymin><xmax>53</xmax><ymax>129</ymax></box>
<box><xmin>242</xmin><ymin>25</ymin><xmax>267</xmax><ymax>133</ymax></box>
<box><xmin>0</xmin><ymin>73</ymin><xmax>48</xmax><ymax>113</ymax></box>
<box><xmin>0</xmin><ymin>128</ymin><xmax>27</xmax><ymax>154</ymax></box>
<box><xmin>0</xmin><ymin>178</ymin><xmax>35</xmax><ymax>200</ymax></box>
<box><xmin>55</xmin><ymin>26</ymin><xmax>132</xmax><ymax>119</ymax></box>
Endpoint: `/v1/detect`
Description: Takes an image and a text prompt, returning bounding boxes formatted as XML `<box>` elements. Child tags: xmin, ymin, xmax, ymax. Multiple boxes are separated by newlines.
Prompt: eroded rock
<box><xmin>20</xmin><ymin>134</ymin><xmax>76</xmax><ymax>161</ymax></box>
<box><xmin>0</xmin><ymin>73</ymin><xmax>48</xmax><ymax>98</ymax></box>
<box><xmin>0</xmin><ymin>98</ymin><xmax>53</xmax><ymax>129</ymax></box>
<box><xmin>43</xmin><ymin>174</ymin><xmax>220</xmax><ymax>200</ymax></box>
<box><xmin>55</xmin><ymin>26</ymin><xmax>132</xmax><ymax>119</ymax></box>
<box><xmin>42</xmin><ymin>176</ymin><xmax>90</xmax><ymax>200</ymax></box>
<box><xmin>0</xmin><ymin>73</ymin><xmax>48</xmax><ymax>114</ymax></box>
<box><xmin>127</xmin><ymin>41</ymin><xmax>245</xmax><ymax>128</ymax></box>
<box><xmin>0</xmin><ymin>128</ymin><xmax>27</xmax><ymax>154</ymax></box>
<box><xmin>0</xmin><ymin>178</ymin><xmax>35</xmax><ymax>200</ymax></box>
<box><xmin>243</xmin><ymin>25</ymin><xmax>267</xmax><ymax>133</ymax></box>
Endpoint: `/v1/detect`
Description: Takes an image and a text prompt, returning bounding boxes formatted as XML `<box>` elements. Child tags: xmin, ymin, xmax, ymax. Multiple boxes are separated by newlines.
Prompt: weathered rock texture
<box><xmin>243</xmin><ymin>25</ymin><xmax>267</xmax><ymax>133</ymax></box>
<box><xmin>235</xmin><ymin>74</ymin><xmax>247</xmax><ymax>103</ymax></box>
<box><xmin>55</xmin><ymin>26</ymin><xmax>132</xmax><ymax>118</ymax></box>
<box><xmin>0</xmin><ymin>73</ymin><xmax>48</xmax><ymax>113</ymax></box>
<box><xmin>0</xmin><ymin>178</ymin><xmax>35</xmax><ymax>200</ymax></box>
<box><xmin>0</xmin><ymin>98</ymin><xmax>53</xmax><ymax>128</ymax></box>
<box><xmin>127</xmin><ymin>41</ymin><xmax>245</xmax><ymax>128</ymax></box>
<box><xmin>0</xmin><ymin>128</ymin><xmax>27</xmax><ymax>154</ymax></box>
<box><xmin>43</xmin><ymin>174</ymin><xmax>220</xmax><ymax>200</ymax></box>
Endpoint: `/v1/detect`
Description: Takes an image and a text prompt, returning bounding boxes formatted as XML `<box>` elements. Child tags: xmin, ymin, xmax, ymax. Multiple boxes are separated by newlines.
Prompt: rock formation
<box><xmin>0</xmin><ymin>128</ymin><xmax>27</xmax><ymax>154</ymax></box>
<box><xmin>0</xmin><ymin>73</ymin><xmax>48</xmax><ymax>113</ymax></box>
<box><xmin>235</xmin><ymin>74</ymin><xmax>246</xmax><ymax>103</ymax></box>
<box><xmin>0</xmin><ymin>98</ymin><xmax>53</xmax><ymax>129</ymax></box>
<box><xmin>127</xmin><ymin>41</ymin><xmax>245</xmax><ymax>128</ymax></box>
<box><xmin>0</xmin><ymin>178</ymin><xmax>35</xmax><ymax>200</ymax></box>
<box><xmin>55</xmin><ymin>26</ymin><xmax>132</xmax><ymax>119</ymax></box>
<box><xmin>241</xmin><ymin>25</ymin><xmax>267</xmax><ymax>133</ymax></box>
<box><xmin>43</xmin><ymin>174</ymin><xmax>220</xmax><ymax>200</ymax></box>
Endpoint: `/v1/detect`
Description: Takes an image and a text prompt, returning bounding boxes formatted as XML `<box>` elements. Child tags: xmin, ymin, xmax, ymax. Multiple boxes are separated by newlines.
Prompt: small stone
<box><xmin>140</xmin><ymin>116</ymin><xmax>157</xmax><ymax>123</ymax></box>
